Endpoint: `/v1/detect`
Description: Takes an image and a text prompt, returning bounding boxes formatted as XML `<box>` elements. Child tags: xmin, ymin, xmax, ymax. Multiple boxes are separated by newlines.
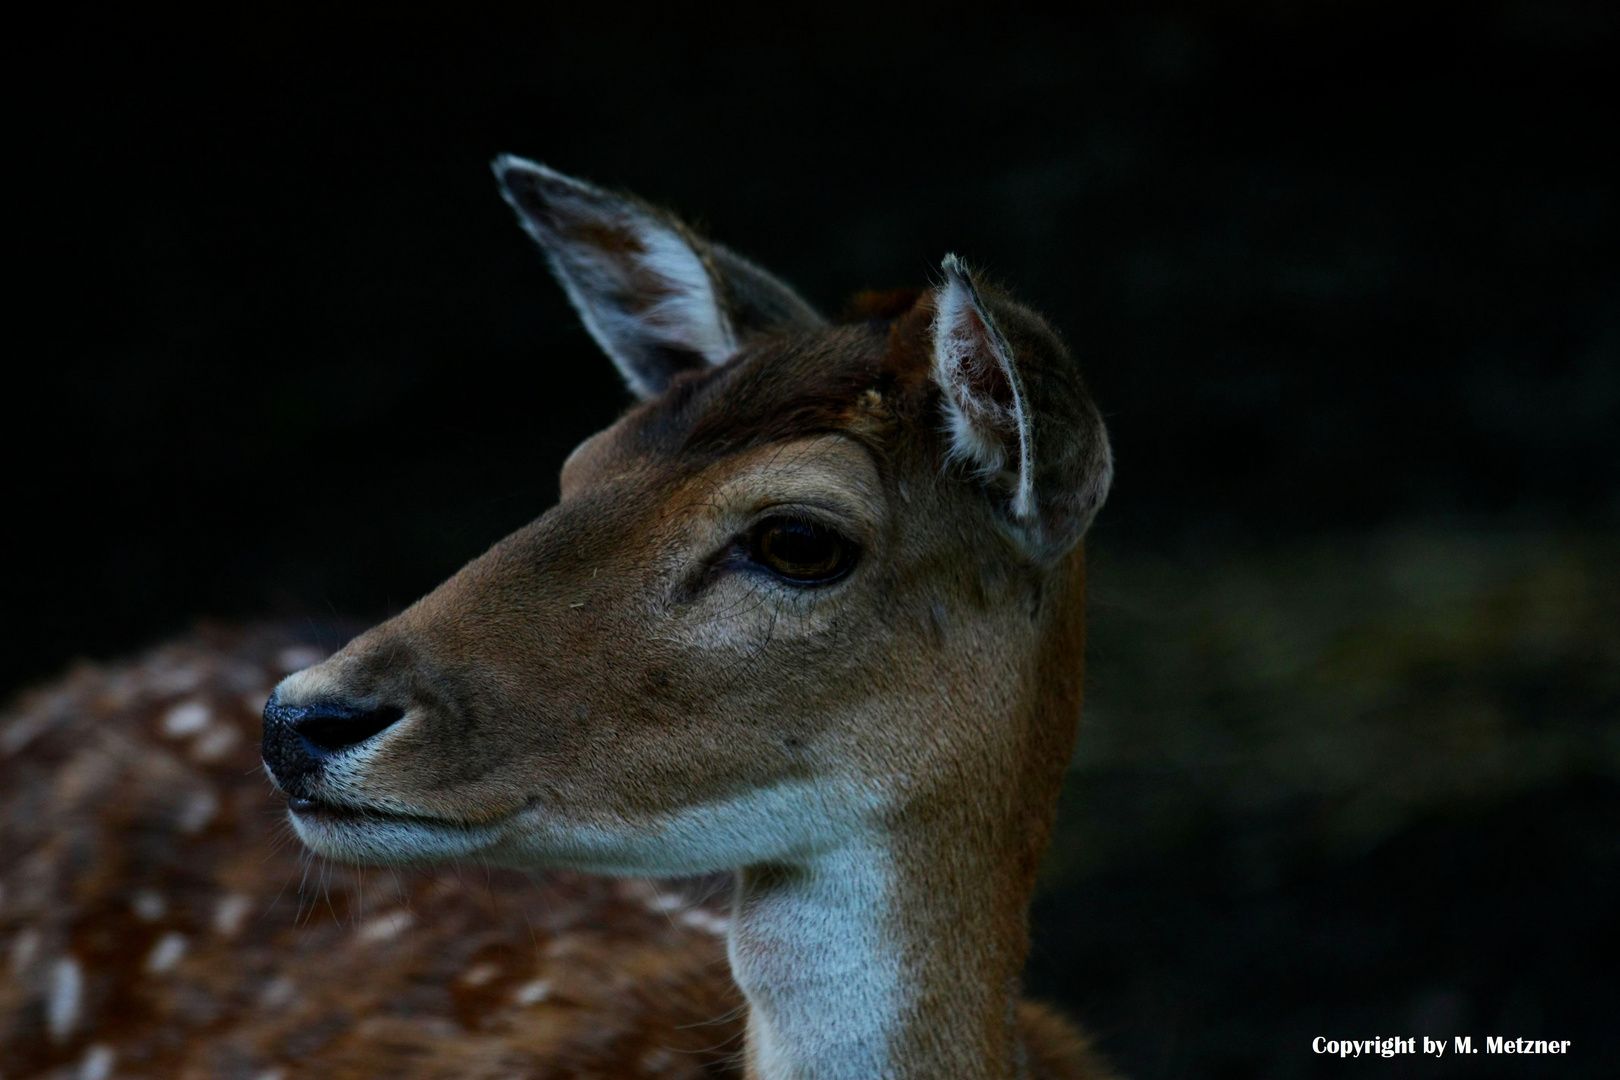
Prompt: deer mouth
<box><xmin>284</xmin><ymin>795</ymin><xmax>514</xmax><ymax>863</ymax></box>
<box><xmin>286</xmin><ymin>795</ymin><xmax>387</xmax><ymax>821</ymax></box>
<box><xmin>286</xmin><ymin>795</ymin><xmax>484</xmax><ymax>829</ymax></box>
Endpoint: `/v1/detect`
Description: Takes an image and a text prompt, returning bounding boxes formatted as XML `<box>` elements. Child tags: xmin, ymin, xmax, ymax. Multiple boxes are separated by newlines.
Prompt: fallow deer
<box><xmin>1</xmin><ymin>160</ymin><xmax>1114</xmax><ymax>1079</ymax></box>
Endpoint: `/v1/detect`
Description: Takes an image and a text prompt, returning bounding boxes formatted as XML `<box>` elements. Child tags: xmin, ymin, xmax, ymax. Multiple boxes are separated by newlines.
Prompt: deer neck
<box><xmin>729</xmin><ymin>816</ymin><xmax>1040</xmax><ymax>1080</ymax></box>
<box><xmin>730</xmin><ymin>550</ymin><xmax>1087</xmax><ymax>1080</ymax></box>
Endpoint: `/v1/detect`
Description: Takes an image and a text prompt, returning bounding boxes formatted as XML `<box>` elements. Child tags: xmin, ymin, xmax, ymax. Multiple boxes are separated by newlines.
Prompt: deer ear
<box><xmin>494</xmin><ymin>156</ymin><xmax>823</xmax><ymax>399</ymax></box>
<box><xmin>931</xmin><ymin>255</ymin><xmax>1113</xmax><ymax>560</ymax></box>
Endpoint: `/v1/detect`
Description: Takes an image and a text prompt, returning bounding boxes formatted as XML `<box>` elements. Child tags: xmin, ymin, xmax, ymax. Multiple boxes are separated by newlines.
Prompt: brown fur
<box><xmin>840</xmin><ymin>288</ymin><xmax>924</xmax><ymax>322</ymax></box>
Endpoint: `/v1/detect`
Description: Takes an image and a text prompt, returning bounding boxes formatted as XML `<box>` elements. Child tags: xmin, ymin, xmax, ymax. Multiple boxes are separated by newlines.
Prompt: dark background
<box><xmin>8</xmin><ymin>6</ymin><xmax>1618</xmax><ymax>1077</ymax></box>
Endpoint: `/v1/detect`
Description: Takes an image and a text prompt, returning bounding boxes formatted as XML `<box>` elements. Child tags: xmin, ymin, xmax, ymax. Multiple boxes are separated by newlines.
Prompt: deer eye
<box><xmin>748</xmin><ymin>517</ymin><xmax>857</xmax><ymax>585</ymax></box>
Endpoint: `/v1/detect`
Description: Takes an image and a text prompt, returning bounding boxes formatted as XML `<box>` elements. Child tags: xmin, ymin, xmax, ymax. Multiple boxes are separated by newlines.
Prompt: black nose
<box><xmin>261</xmin><ymin>693</ymin><xmax>404</xmax><ymax>794</ymax></box>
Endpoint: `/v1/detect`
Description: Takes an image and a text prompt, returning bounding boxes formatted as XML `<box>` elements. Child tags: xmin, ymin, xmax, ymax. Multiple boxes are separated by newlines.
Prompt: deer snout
<box><xmin>261</xmin><ymin>691</ymin><xmax>404</xmax><ymax>796</ymax></box>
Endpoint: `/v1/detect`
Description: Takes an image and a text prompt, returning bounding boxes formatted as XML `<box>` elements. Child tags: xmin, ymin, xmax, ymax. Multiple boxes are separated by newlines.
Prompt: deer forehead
<box><xmin>553</xmin><ymin>399</ymin><xmax>895</xmax><ymax>559</ymax></box>
<box><xmin>558</xmin><ymin>323</ymin><xmax>905</xmax><ymax>503</ymax></box>
<box><xmin>665</xmin><ymin>435</ymin><xmax>887</xmax><ymax>541</ymax></box>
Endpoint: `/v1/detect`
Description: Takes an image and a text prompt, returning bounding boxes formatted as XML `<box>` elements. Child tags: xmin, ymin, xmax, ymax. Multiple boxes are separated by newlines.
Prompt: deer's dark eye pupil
<box><xmin>751</xmin><ymin>518</ymin><xmax>854</xmax><ymax>584</ymax></box>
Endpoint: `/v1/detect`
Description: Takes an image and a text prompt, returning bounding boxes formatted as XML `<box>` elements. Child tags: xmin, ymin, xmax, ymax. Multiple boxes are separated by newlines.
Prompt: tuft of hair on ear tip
<box><xmin>492</xmin><ymin>155</ymin><xmax>589</xmax><ymax>208</ymax></box>
<box><xmin>937</xmin><ymin>254</ymin><xmax>997</xmax><ymax>321</ymax></box>
<box><xmin>491</xmin><ymin>153</ymin><xmax>540</xmax><ymax>188</ymax></box>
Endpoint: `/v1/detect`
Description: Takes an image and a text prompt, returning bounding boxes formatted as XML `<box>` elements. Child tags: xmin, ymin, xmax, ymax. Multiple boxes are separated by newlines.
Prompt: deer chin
<box><xmin>286</xmin><ymin>796</ymin><xmax>512</xmax><ymax>865</ymax></box>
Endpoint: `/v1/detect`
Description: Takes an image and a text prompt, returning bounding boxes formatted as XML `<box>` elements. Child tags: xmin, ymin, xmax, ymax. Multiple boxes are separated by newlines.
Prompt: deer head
<box><xmin>261</xmin><ymin>159</ymin><xmax>1112</xmax><ymax>1079</ymax></box>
